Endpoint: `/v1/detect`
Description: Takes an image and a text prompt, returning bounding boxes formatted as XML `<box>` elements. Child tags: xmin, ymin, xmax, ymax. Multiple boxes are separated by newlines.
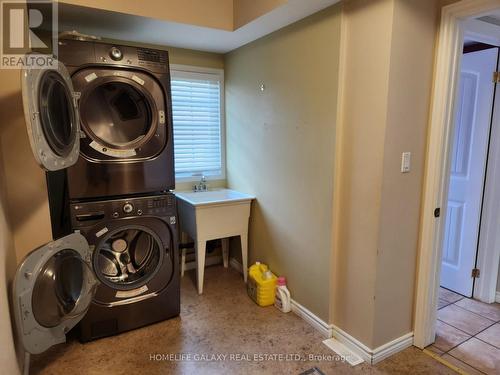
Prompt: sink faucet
<box><xmin>193</xmin><ymin>175</ymin><xmax>208</xmax><ymax>192</ymax></box>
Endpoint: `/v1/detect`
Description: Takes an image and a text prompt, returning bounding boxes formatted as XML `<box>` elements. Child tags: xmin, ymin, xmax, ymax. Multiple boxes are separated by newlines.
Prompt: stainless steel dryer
<box><xmin>57</xmin><ymin>37</ymin><xmax>175</xmax><ymax>200</ymax></box>
<box><xmin>70</xmin><ymin>193</ymin><xmax>180</xmax><ymax>342</ymax></box>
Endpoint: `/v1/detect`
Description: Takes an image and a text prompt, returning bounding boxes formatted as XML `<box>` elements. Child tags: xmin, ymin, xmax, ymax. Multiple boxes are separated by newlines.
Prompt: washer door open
<box><xmin>21</xmin><ymin>60</ymin><xmax>80</xmax><ymax>171</ymax></box>
<box><xmin>13</xmin><ymin>233</ymin><xmax>97</xmax><ymax>354</ymax></box>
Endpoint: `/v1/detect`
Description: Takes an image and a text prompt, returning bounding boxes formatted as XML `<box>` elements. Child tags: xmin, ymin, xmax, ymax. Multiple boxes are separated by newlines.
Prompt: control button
<box><xmin>137</xmin><ymin>209</ymin><xmax>143</xmax><ymax>216</ymax></box>
<box><xmin>109</xmin><ymin>47</ymin><xmax>123</xmax><ymax>61</ymax></box>
<box><xmin>112</xmin><ymin>212</ymin><xmax>119</xmax><ymax>218</ymax></box>
<box><xmin>123</xmin><ymin>203</ymin><xmax>134</xmax><ymax>214</ymax></box>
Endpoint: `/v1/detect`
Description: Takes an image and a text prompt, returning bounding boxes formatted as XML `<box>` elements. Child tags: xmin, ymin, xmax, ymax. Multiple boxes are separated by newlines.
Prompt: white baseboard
<box><xmin>228</xmin><ymin>257</ymin><xmax>412</xmax><ymax>364</ymax></box>
<box><xmin>331</xmin><ymin>324</ymin><xmax>413</xmax><ymax>365</ymax></box>
<box><xmin>496</xmin><ymin>291</ymin><xmax>500</xmax><ymax>303</ymax></box>
<box><xmin>330</xmin><ymin>324</ymin><xmax>372</xmax><ymax>363</ymax></box>
<box><xmin>288</xmin><ymin>300</ymin><xmax>413</xmax><ymax>365</ymax></box>
<box><xmin>290</xmin><ymin>299</ymin><xmax>333</xmax><ymax>339</ymax></box>
<box><xmin>372</xmin><ymin>333</ymin><xmax>414</xmax><ymax>364</ymax></box>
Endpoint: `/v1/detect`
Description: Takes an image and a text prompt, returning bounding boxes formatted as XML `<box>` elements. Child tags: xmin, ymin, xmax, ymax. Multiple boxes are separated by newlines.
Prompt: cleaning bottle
<box><xmin>274</xmin><ymin>276</ymin><xmax>291</xmax><ymax>313</ymax></box>
<box><xmin>247</xmin><ymin>262</ymin><xmax>277</xmax><ymax>306</ymax></box>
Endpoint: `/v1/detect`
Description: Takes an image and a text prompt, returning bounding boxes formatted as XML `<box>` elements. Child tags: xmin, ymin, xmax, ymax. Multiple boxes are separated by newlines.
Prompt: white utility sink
<box><xmin>174</xmin><ymin>189</ymin><xmax>255</xmax><ymax>207</ymax></box>
<box><xmin>175</xmin><ymin>188</ymin><xmax>255</xmax><ymax>294</ymax></box>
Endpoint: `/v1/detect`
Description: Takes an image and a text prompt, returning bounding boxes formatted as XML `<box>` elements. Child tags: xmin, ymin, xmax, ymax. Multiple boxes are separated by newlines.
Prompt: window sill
<box><xmin>174</xmin><ymin>177</ymin><xmax>226</xmax><ymax>192</ymax></box>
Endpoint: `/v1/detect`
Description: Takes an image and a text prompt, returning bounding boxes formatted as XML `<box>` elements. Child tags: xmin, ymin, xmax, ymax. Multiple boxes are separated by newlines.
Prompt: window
<box><xmin>170</xmin><ymin>65</ymin><xmax>225</xmax><ymax>181</ymax></box>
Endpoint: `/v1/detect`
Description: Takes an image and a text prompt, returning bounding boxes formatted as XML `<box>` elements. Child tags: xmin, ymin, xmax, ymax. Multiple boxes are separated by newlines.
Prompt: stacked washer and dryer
<box><xmin>57</xmin><ymin>37</ymin><xmax>180</xmax><ymax>342</ymax></box>
<box><xmin>13</xmin><ymin>35</ymin><xmax>180</xmax><ymax>363</ymax></box>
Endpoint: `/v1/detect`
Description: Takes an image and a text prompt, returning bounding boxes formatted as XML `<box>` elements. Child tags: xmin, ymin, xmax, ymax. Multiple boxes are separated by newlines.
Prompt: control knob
<box><xmin>123</xmin><ymin>203</ymin><xmax>134</xmax><ymax>214</ymax></box>
<box><xmin>109</xmin><ymin>47</ymin><xmax>123</xmax><ymax>61</ymax></box>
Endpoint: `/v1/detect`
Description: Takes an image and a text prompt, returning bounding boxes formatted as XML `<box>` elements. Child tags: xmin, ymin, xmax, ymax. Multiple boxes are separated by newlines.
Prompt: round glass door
<box><xmin>79</xmin><ymin>79</ymin><xmax>156</xmax><ymax>150</ymax></box>
<box><xmin>32</xmin><ymin>249</ymin><xmax>95</xmax><ymax>328</ymax></box>
<box><xmin>38</xmin><ymin>71</ymin><xmax>77</xmax><ymax>157</ymax></box>
<box><xmin>21</xmin><ymin>61</ymin><xmax>80</xmax><ymax>171</ymax></box>
<box><xmin>94</xmin><ymin>226</ymin><xmax>164</xmax><ymax>290</ymax></box>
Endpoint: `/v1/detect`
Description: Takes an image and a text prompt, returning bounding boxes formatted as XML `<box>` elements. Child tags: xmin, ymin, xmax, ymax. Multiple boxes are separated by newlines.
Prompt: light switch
<box><xmin>401</xmin><ymin>152</ymin><xmax>411</xmax><ymax>173</ymax></box>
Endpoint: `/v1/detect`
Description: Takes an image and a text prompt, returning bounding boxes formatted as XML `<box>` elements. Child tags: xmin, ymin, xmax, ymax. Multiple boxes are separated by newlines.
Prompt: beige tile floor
<box><xmin>30</xmin><ymin>266</ymin><xmax>455</xmax><ymax>375</ymax></box>
<box><xmin>428</xmin><ymin>287</ymin><xmax>500</xmax><ymax>375</ymax></box>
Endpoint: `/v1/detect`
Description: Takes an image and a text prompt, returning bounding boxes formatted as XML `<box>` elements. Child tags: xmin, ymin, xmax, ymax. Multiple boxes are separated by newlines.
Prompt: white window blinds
<box><xmin>170</xmin><ymin>68</ymin><xmax>224</xmax><ymax>180</ymax></box>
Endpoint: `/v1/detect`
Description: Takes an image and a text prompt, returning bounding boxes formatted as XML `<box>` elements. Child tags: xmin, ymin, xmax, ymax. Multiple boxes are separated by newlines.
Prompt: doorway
<box><xmin>440</xmin><ymin>45</ymin><xmax>499</xmax><ymax>299</ymax></box>
<box><xmin>414</xmin><ymin>1</ymin><xmax>500</xmax><ymax>372</ymax></box>
<box><xmin>430</xmin><ymin>13</ymin><xmax>500</xmax><ymax>374</ymax></box>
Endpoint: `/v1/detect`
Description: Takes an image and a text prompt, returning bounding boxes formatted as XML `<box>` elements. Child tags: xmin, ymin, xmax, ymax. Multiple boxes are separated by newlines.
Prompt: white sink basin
<box><xmin>175</xmin><ymin>188</ymin><xmax>254</xmax><ymax>294</ymax></box>
<box><xmin>175</xmin><ymin>188</ymin><xmax>255</xmax><ymax>207</ymax></box>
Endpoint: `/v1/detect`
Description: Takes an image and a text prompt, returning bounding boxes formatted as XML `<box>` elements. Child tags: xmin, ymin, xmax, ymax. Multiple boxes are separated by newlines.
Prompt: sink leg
<box><xmin>241</xmin><ymin>234</ymin><xmax>248</xmax><ymax>283</ymax></box>
<box><xmin>180</xmin><ymin>231</ymin><xmax>189</xmax><ymax>277</ymax></box>
<box><xmin>180</xmin><ymin>248</ymin><xmax>186</xmax><ymax>277</ymax></box>
<box><xmin>222</xmin><ymin>238</ymin><xmax>229</xmax><ymax>268</ymax></box>
<box><xmin>195</xmin><ymin>239</ymin><xmax>206</xmax><ymax>294</ymax></box>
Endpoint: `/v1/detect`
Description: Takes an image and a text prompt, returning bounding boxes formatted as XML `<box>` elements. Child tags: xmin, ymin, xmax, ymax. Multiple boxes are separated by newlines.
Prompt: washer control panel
<box><xmin>71</xmin><ymin>194</ymin><xmax>176</xmax><ymax>228</ymax></box>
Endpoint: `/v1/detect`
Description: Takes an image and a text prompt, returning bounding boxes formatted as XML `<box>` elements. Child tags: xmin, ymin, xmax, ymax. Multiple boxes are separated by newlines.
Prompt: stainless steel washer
<box><xmin>70</xmin><ymin>193</ymin><xmax>180</xmax><ymax>342</ymax></box>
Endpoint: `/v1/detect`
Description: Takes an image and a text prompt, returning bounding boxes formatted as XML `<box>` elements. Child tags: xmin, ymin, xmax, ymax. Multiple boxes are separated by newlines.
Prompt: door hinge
<box><xmin>471</xmin><ymin>268</ymin><xmax>480</xmax><ymax>278</ymax></box>
<box><xmin>493</xmin><ymin>71</ymin><xmax>500</xmax><ymax>83</ymax></box>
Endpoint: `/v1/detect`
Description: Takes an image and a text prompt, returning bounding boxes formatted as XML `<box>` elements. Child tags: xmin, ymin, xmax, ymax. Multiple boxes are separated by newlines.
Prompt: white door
<box><xmin>21</xmin><ymin>60</ymin><xmax>80</xmax><ymax>171</ymax></box>
<box><xmin>441</xmin><ymin>48</ymin><xmax>498</xmax><ymax>296</ymax></box>
<box><xmin>13</xmin><ymin>233</ymin><xmax>97</xmax><ymax>354</ymax></box>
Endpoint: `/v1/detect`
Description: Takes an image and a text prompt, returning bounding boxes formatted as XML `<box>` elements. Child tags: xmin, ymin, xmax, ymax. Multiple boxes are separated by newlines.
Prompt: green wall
<box><xmin>224</xmin><ymin>4</ymin><xmax>341</xmax><ymax>321</ymax></box>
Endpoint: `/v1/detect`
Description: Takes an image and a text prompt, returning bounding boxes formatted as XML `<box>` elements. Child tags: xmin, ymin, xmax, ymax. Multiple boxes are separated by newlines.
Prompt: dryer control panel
<box><xmin>58</xmin><ymin>39</ymin><xmax>169</xmax><ymax>74</ymax></box>
<box><xmin>71</xmin><ymin>194</ymin><xmax>176</xmax><ymax>229</ymax></box>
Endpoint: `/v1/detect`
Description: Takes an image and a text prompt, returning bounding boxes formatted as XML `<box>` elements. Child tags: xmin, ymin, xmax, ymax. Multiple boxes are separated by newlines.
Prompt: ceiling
<box><xmin>58</xmin><ymin>0</ymin><xmax>341</xmax><ymax>54</ymax></box>
<box><xmin>477</xmin><ymin>9</ymin><xmax>500</xmax><ymax>28</ymax></box>
<box><xmin>463</xmin><ymin>7</ymin><xmax>500</xmax><ymax>46</ymax></box>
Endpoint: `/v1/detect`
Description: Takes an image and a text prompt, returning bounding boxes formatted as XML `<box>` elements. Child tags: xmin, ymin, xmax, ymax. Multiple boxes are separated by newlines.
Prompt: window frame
<box><xmin>169</xmin><ymin>64</ymin><xmax>226</xmax><ymax>183</ymax></box>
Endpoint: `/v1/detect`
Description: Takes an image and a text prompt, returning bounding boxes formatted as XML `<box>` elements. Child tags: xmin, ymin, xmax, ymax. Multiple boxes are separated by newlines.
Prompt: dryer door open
<box><xmin>21</xmin><ymin>60</ymin><xmax>80</xmax><ymax>171</ymax></box>
<box><xmin>13</xmin><ymin>233</ymin><xmax>97</xmax><ymax>354</ymax></box>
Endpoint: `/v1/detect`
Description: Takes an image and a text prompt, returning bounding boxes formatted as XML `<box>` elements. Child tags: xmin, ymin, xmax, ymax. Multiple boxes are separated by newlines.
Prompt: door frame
<box><xmin>414</xmin><ymin>0</ymin><xmax>500</xmax><ymax>349</ymax></box>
